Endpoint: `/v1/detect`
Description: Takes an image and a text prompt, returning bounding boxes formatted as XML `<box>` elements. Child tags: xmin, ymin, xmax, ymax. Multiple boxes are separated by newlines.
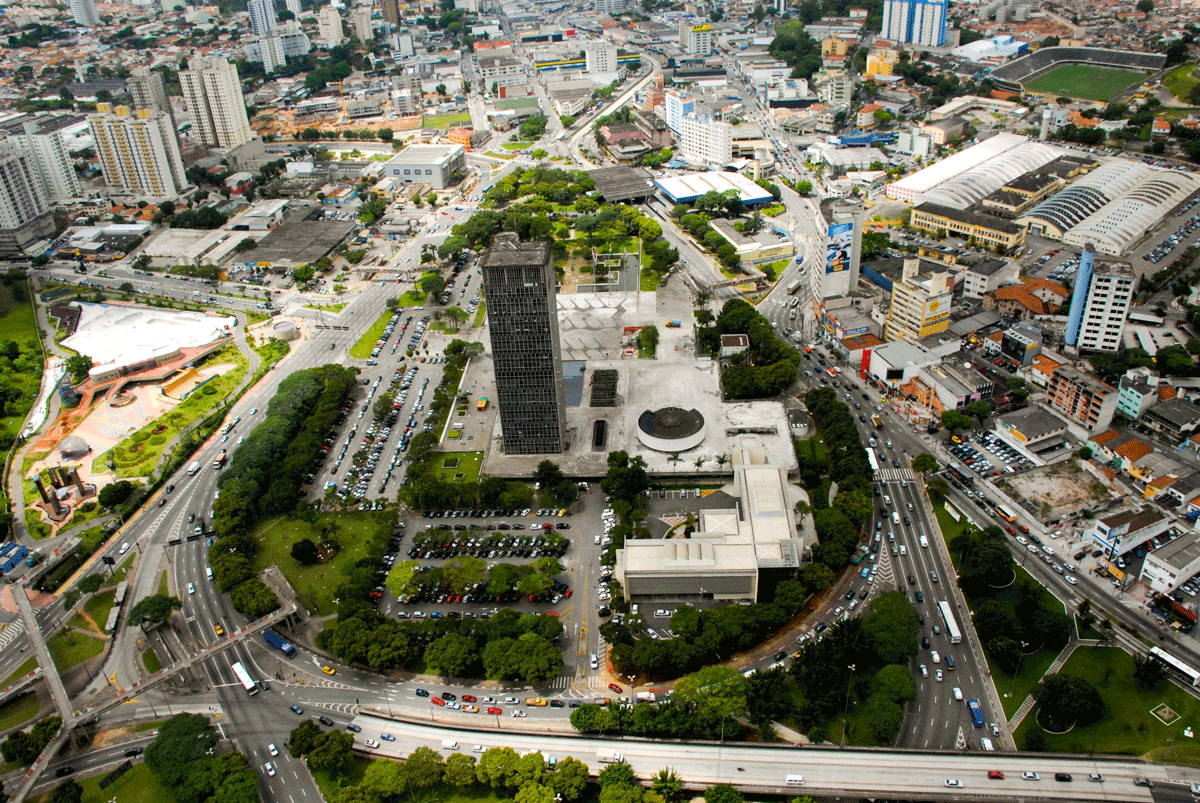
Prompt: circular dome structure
<box><xmin>272</xmin><ymin>320</ymin><xmax>299</xmax><ymax>342</ymax></box>
<box><xmin>636</xmin><ymin>407</ymin><xmax>706</xmax><ymax>453</ymax></box>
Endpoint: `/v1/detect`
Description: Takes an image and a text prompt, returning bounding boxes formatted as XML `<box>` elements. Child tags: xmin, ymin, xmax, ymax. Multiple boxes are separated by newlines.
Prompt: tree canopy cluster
<box><xmin>790</xmin><ymin>593</ymin><xmax>920</xmax><ymax>744</ymax></box>
<box><xmin>670</xmin><ymin>199</ymin><xmax>747</xmax><ymax>271</ymax></box>
<box><xmin>1034</xmin><ymin>673</ymin><xmax>1103</xmax><ymax>730</ymax></box>
<box><xmin>973</xmin><ymin>577</ymin><xmax>1071</xmax><ymax>673</ymax></box>
<box><xmin>949</xmin><ymin>524</ymin><xmax>1016</xmax><ymax>591</ymax></box>
<box><xmin>386</xmin><ymin>550</ymin><xmax>565</xmax><ymax>605</ymax></box>
<box><xmin>167</xmin><ymin>206</ymin><xmax>229</xmax><ymax>230</ymax></box>
<box><xmin>698</xmin><ymin>300</ymin><xmax>802</xmax><ymax>399</ymax></box>
<box><xmin>482</xmin><ymin>165</ymin><xmax>595</xmax><ymax>209</ymax></box>
<box><xmin>210</xmin><ymin>364</ymin><xmax>356</xmax><ymax>617</ymax></box>
<box><xmin>145</xmin><ymin>714</ymin><xmax>258</xmax><ymax>803</ymax></box>
<box><xmin>289</xmin><ymin>720</ymin><xmax>355</xmax><ymax>773</ymax></box>
<box><xmin>0</xmin><ymin>715</ymin><xmax>61</xmax><ymax>765</ymax></box>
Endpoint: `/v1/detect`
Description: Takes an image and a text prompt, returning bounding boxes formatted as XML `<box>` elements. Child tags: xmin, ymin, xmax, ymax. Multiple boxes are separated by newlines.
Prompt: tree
<box><xmin>289</xmin><ymin>720</ymin><xmax>323</xmax><ymax>757</ymax></box>
<box><xmin>145</xmin><ymin>714</ymin><xmax>217</xmax><ymax>787</ymax></box>
<box><xmin>964</xmin><ymin>399</ymin><xmax>991</xmax><ymax>427</ymax></box>
<box><xmin>78</xmin><ymin>574</ymin><xmax>104</xmax><ymax>594</ymax></box>
<box><xmin>872</xmin><ymin>664</ymin><xmax>916</xmax><ymax>703</ymax></box>
<box><xmin>444</xmin><ymin>753</ymin><xmax>478</xmax><ymax>788</ymax></box>
<box><xmin>403</xmin><ymin>746</ymin><xmax>447</xmax><ymax>789</ymax></box>
<box><xmin>796</xmin><ymin>179</ymin><xmax>813</xmax><ymax>195</ymax></box>
<box><xmin>674</xmin><ymin>665</ymin><xmax>749</xmax><ymax>720</ymax></box>
<box><xmin>598</xmin><ymin>761</ymin><xmax>638</xmax><ymax>788</ymax></box>
<box><xmin>862</xmin><ymin>591</ymin><xmax>920</xmax><ymax>664</ymax></box>
<box><xmin>910</xmin><ymin>452</ymin><xmax>939</xmax><ymax>475</ymax></box>
<box><xmin>49</xmin><ymin>779</ymin><xmax>82</xmax><ymax>803</ymax></box>
<box><xmin>1133</xmin><ymin>652</ymin><xmax>1167</xmax><ymax>688</ymax></box>
<box><xmin>292</xmin><ymin>264</ymin><xmax>316</xmax><ymax>284</ymax></box>
<box><xmin>988</xmin><ymin>637</ymin><xmax>1022</xmax><ymax>673</ymax></box>
<box><xmin>476</xmin><ymin>747</ymin><xmax>520</xmax><ymax>788</ymax></box>
<box><xmin>651</xmin><ymin>768</ymin><xmax>685</xmax><ymax>803</ymax></box>
<box><xmin>550</xmin><ymin>756</ymin><xmax>590</xmax><ymax>801</ymax></box>
<box><xmin>864</xmin><ymin>694</ymin><xmax>904</xmax><ymax>744</ymax></box>
<box><xmin>1034</xmin><ymin>674</ymin><xmax>1104</xmax><ymax>728</ymax></box>
<box><xmin>127</xmin><ymin>594</ymin><xmax>182</xmax><ymax>627</ymax></box>
<box><xmin>704</xmin><ymin>784</ymin><xmax>743</xmax><ymax>803</ymax></box>
<box><xmin>308</xmin><ymin>731</ymin><xmax>354</xmax><ymax>773</ymax></box>
<box><xmin>98</xmin><ymin>480</ymin><xmax>134</xmax><ymax>507</ymax></box>
<box><xmin>420</xmin><ymin>273</ymin><xmax>446</xmax><ymax>298</ymax></box>
<box><xmin>1136</xmin><ymin>0</ymin><xmax>1153</xmax><ymax>13</ymax></box>
<box><xmin>291</xmin><ymin>538</ymin><xmax>321</xmax><ymax>565</ymax></box>
<box><xmin>425</xmin><ymin>632</ymin><xmax>476</xmax><ymax>677</ymax></box>
<box><xmin>940</xmin><ymin>409</ymin><xmax>974</xmax><ymax>434</ymax></box>
<box><xmin>516</xmin><ymin>783</ymin><xmax>556</xmax><ymax>803</ymax></box>
<box><xmin>65</xmin><ymin>354</ymin><xmax>93</xmax><ymax>383</ymax></box>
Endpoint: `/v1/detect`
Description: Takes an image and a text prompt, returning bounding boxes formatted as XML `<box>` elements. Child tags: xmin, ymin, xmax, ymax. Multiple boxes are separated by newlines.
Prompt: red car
<box><xmin>432</xmin><ymin>697</ymin><xmax>446</xmax><ymax>706</ymax></box>
<box><xmin>462</xmin><ymin>694</ymin><xmax>477</xmax><ymax>703</ymax></box>
<box><xmin>988</xmin><ymin>771</ymin><xmax>1005</xmax><ymax>780</ymax></box>
<box><xmin>487</xmin><ymin>707</ymin><xmax>503</xmax><ymax>715</ymax></box>
<box><xmin>528</xmin><ymin>594</ymin><xmax>536</xmax><ymax>602</ymax></box>
<box><xmin>608</xmin><ymin>683</ymin><xmax>623</xmax><ymax>694</ymax></box>
<box><xmin>1005</xmin><ymin>525</ymin><xmax>1017</xmax><ymax>535</ymax></box>
<box><xmin>563</xmin><ymin>589</ymin><xmax>573</xmax><ymax>599</ymax></box>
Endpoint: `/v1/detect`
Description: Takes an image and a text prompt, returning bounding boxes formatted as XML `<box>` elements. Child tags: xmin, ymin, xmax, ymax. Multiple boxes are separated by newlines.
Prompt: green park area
<box><xmin>310</xmin><ymin>756</ymin><xmax>372</xmax><ymax>802</ymax></box>
<box><xmin>422</xmin><ymin>112</ymin><xmax>471</xmax><ymax>128</ymax></box>
<box><xmin>47</xmin><ymin>628</ymin><xmax>106</xmax><ymax>672</ymax></box>
<box><xmin>2</xmin><ymin>657</ymin><xmax>38</xmax><ymax>688</ymax></box>
<box><xmin>350</xmin><ymin>310</ymin><xmax>395</xmax><ymax>359</ymax></box>
<box><xmin>251</xmin><ymin>511</ymin><xmax>391</xmax><ymax>615</ymax></box>
<box><xmin>0</xmin><ymin>279</ymin><xmax>45</xmax><ymax>524</ymax></box>
<box><xmin>96</xmin><ymin>343</ymin><xmax>249</xmax><ymax>478</ymax></box>
<box><xmin>1024</xmin><ymin>64</ymin><xmax>1148</xmax><ymax>102</ymax></box>
<box><xmin>1165</xmin><ymin>64</ymin><xmax>1200</xmax><ymax>102</ymax></box>
<box><xmin>1015</xmin><ymin>646</ymin><xmax>1200</xmax><ymax>762</ymax></box>
<box><xmin>0</xmin><ymin>692</ymin><xmax>40</xmax><ymax>732</ymax></box>
<box><xmin>34</xmin><ymin>761</ymin><xmax>174</xmax><ymax>803</ymax></box>
<box><xmin>433</xmin><ymin>451</ymin><xmax>484</xmax><ymax>484</ymax></box>
<box><xmin>500</xmin><ymin>141</ymin><xmax>535</xmax><ymax>151</ymax></box>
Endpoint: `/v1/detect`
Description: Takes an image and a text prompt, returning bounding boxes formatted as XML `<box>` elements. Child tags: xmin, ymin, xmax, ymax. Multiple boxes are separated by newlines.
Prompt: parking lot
<box><xmin>946</xmin><ymin>431</ymin><xmax>1035</xmax><ymax>478</ymax></box>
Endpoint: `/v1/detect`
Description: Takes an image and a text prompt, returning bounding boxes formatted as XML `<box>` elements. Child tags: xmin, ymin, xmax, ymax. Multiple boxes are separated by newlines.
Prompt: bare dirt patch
<box><xmin>994</xmin><ymin>461</ymin><xmax>1110</xmax><ymax>520</ymax></box>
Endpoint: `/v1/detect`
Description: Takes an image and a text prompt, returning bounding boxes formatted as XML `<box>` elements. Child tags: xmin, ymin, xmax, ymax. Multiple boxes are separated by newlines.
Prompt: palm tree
<box><xmin>694</xmin><ymin>455</ymin><xmax>706</xmax><ymax>472</ymax></box>
<box><xmin>668</xmin><ymin>452</ymin><xmax>681</xmax><ymax>486</ymax></box>
<box><xmin>715</xmin><ymin>453</ymin><xmax>730</xmax><ymax>472</ymax></box>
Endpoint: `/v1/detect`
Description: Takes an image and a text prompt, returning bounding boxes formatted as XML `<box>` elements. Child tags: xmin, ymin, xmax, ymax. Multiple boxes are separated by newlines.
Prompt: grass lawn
<box><xmin>35</xmin><ymin>760</ymin><xmax>174</xmax><ymax>803</ymax></box>
<box><xmin>762</xmin><ymin>203</ymin><xmax>787</xmax><ymax>217</ymax></box>
<box><xmin>501</xmin><ymin>141</ymin><xmax>536</xmax><ymax>151</ymax></box>
<box><xmin>1024</xmin><ymin>64</ymin><xmax>1149</xmax><ymax>102</ymax></box>
<box><xmin>1014</xmin><ymin>646</ymin><xmax>1200</xmax><ymax>760</ymax></box>
<box><xmin>251</xmin><ymin>511</ymin><xmax>391</xmax><ymax>615</ymax></box>
<box><xmin>96</xmin><ymin>343</ymin><xmax>249</xmax><ymax>478</ymax></box>
<box><xmin>47</xmin><ymin>629</ymin><xmax>106</xmax><ymax>672</ymax></box>
<box><xmin>311</xmin><ymin>756</ymin><xmax>373</xmax><ymax>802</ymax></box>
<box><xmin>83</xmin><ymin>590</ymin><xmax>116</xmax><ymax>631</ymax></box>
<box><xmin>397</xmin><ymin>289</ymin><xmax>428</xmax><ymax>306</ymax></box>
<box><xmin>0</xmin><ymin>693</ymin><xmax>40</xmax><ymax>732</ymax></box>
<box><xmin>1</xmin><ymin>657</ymin><xmax>38</xmax><ymax>688</ymax></box>
<box><xmin>0</xmin><ymin>283</ymin><xmax>44</xmax><ymax>445</ymax></box>
<box><xmin>142</xmin><ymin>647</ymin><xmax>162</xmax><ymax>674</ymax></box>
<box><xmin>433</xmin><ymin>451</ymin><xmax>484</xmax><ymax>484</ymax></box>
<box><xmin>1165</xmin><ymin>64</ymin><xmax>1199</xmax><ymax>101</ymax></box>
<box><xmin>158</xmin><ymin>570</ymin><xmax>168</xmax><ymax>597</ymax></box>
<box><xmin>423</xmin><ymin>112</ymin><xmax>471</xmax><ymax>128</ymax></box>
<box><xmin>495</xmin><ymin>98</ymin><xmax>540</xmax><ymax>111</ymax></box>
<box><xmin>472</xmin><ymin>301</ymin><xmax>487</xmax><ymax>327</ymax></box>
<box><xmin>304</xmin><ymin>302</ymin><xmax>348</xmax><ymax>314</ymax></box>
<box><xmin>794</xmin><ymin>434</ymin><xmax>828</xmax><ymax>465</ymax></box>
<box><xmin>931</xmin><ymin>502</ymin><xmax>1061</xmax><ymax>718</ymax></box>
<box><xmin>486</xmin><ymin>151</ymin><xmax>518</xmax><ymax>160</ymax></box>
<box><xmin>350</xmin><ymin>310</ymin><xmax>395</xmax><ymax>359</ymax></box>
<box><xmin>640</xmin><ymin>270</ymin><xmax>660</xmax><ymax>291</ymax></box>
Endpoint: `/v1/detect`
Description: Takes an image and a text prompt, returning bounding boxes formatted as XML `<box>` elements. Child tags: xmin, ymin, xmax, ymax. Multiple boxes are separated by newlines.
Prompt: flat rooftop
<box><xmin>249</xmin><ymin>203</ymin><xmax>357</xmax><ymax>268</ymax></box>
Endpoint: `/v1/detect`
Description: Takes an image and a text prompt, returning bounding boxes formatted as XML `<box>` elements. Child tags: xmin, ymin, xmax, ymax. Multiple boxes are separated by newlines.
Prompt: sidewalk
<box><xmin>1007</xmin><ymin>638</ymin><xmax>1081</xmax><ymax>732</ymax></box>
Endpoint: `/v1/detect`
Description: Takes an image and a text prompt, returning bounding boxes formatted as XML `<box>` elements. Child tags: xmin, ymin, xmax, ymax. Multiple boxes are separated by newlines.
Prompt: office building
<box><xmin>395</xmin><ymin>32</ymin><xmax>415</xmax><ymax>56</ymax></box>
<box><xmin>1140</xmin><ymin>532</ymin><xmax>1200</xmax><ymax>595</ymax></box>
<box><xmin>89</xmin><ymin>105</ymin><xmax>189</xmax><ymax>199</ymax></box>
<box><xmin>680</xmin><ymin>114</ymin><xmax>732</xmax><ymax>166</ymax></box>
<box><xmin>353</xmin><ymin>5</ymin><xmax>374</xmax><ymax>41</ymax></box>
<box><xmin>5</xmin><ymin>119</ymin><xmax>81</xmax><ymax>202</ymax></box>
<box><xmin>885</xmin><ymin>257</ymin><xmax>953</xmax><ymax>342</ymax></box>
<box><xmin>1047</xmin><ymin>364</ymin><xmax>1117</xmax><ymax>433</ymax></box>
<box><xmin>480</xmin><ymin>234</ymin><xmax>566</xmax><ymax>455</ymax></box>
<box><xmin>881</xmin><ymin>0</ymin><xmax>947</xmax><ymax>47</ymax></box>
<box><xmin>585</xmin><ymin>42</ymin><xmax>618</xmax><ymax>75</ymax></box>
<box><xmin>0</xmin><ymin>144</ymin><xmax>54</xmax><ymax>259</ymax></box>
<box><xmin>595</xmin><ymin>0</ymin><xmax>624</xmax><ymax>14</ymax></box>
<box><xmin>1063</xmin><ymin>243</ymin><xmax>1134</xmax><ymax>353</ymax></box>
<box><xmin>179</xmin><ymin>57</ymin><xmax>255</xmax><ymax>149</ymax></box>
<box><xmin>68</xmin><ymin>0</ymin><xmax>100</xmax><ymax>27</ymax></box>
<box><xmin>678</xmin><ymin>18</ymin><xmax>713</xmax><ymax>56</ymax></box>
<box><xmin>809</xmin><ymin>199</ymin><xmax>863</xmax><ymax>303</ymax></box>
<box><xmin>128</xmin><ymin>67</ymin><xmax>172</xmax><ymax>117</ymax></box>
<box><xmin>248</xmin><ymin>0</ymin><xmax>277</xmax><ymax>35</ymax></box>
<box><xmin>380</xmin><ymin>0</ymin><xmax>401</xmax><ymax>24</ymax></box>
<box><xmin>382</xmin><ymin>143</ymin><xmax>466</xmax><ymax>189</ymax></box>
<box><xmin>318</xmin><ymin>5</ymin><xmax>345</xmax><ymax>46</ymax></box>
<box><xmin>664</xmin><ymin>88</ymin><xmax>695</xmax><ymax>135</ymax></box>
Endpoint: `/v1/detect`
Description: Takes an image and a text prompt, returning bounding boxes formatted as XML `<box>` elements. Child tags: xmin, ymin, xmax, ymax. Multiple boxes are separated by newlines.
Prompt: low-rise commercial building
<box><xmin>910</xmin><ymin>202</ymin><xmax>1026</xmax><ymax>252</ymax></box>
<box><xmin>1088</xmin><ymin>507</ymin><xmax>1171</xmax><ymax>559</ymax></box>
<box><xmin>1047</xmin><ymin>364</ymin><xmax>1117</xmax><ymax>434</ymax></box>
<box><xmin>382</xmin><ymin>144</ymin><xmax>466</xmax><ymax>189</ymax></box>
<box><xmin>1139</xmin><ymin>532</ymin><xmax>1200</xmax><ymax>595</ymax></box>
<box><xmin>1143</xmin><ymin>398</ymin><xmax>1200</xmax><ymax>445</ymax></box>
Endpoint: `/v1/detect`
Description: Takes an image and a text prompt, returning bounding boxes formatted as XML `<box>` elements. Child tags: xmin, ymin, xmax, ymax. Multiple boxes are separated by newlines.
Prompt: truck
<box><xmin>263</xmin><ymin>630</ymin><xmax>297</xmax><ymax>658</ymax></box>
<box><xmin>187</xmin><ymin>461</ymin><xmax>201</xmax><ymax>476</ymax></box>
<box><xmin>477</xmin><ymin>397</ymin><xmax>488</xmax><ymax>411</ymax></box>
<box><xmin>967</xmin><ymin>699</ymin><xmax>985</xmax><ymax>728</ymax></box>
<box><xmin>871</xmin><ymin>415</ymin><xmax>883</xmax><ymax>429</ymax></box>
<box><xmin>597</xmin><ymin>750</ymin><xmax>623</xmax><ymax>764</ymax></box>
<box><xmin>787</xmin><ymin>279</ymin><xmax>803</xmax><ymax>295</ymax></box>
<box><xmin>25</xmin><ymin>548</ymin><xmax>42</xmax><ymax>568</ymax></box>
<box><xmin>665</xmin><ymin>320</ymin><xmax>682</xmax><ymax>328</ymax></box>
<box><xmin>213</xmin><ymin>450</ymin><xmax>227</xmax><ymax>469</ymax></box>
<box><xmin>635</xmin><ymin>691</ymin><xmax>657</xmax><ymax>703</ymax></box>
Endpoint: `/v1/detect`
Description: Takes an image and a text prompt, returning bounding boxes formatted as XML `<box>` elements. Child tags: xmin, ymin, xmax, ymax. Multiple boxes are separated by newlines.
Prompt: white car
<box><xmin>365</xmin><ymin>739</ymin><xmax>380</xmax><ymax>749</ymax></box>
<box><xmin>264</xmin><ymin>762</ymin><xmax>276</xmax><ymax>777</ymax></box>
<box><xmin>187</xmin><ymin>583</ymin><xmax>195</xmax><ymax>594</ymax></box>
<box><xmin>944</xmin><ymin>780</ymin><xmax>963</xmax><ymax>788</ymax></box>
<box><xmin>268</xmin><ymin>744</ymin><xmax>279</xmax><ymax>757</ymax></box>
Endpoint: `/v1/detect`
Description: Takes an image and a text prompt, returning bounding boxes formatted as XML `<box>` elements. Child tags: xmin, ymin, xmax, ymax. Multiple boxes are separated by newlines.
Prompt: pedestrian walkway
<box><xmin>879</xmin><ymin>468</ymin><xmax>916</xmax><ymax>482</ymax></box>
<box><xmin>1007</xmin><ymin>639</ymin><xmax>1080</xmax><ymax>732</ymax></box>
<box><xmin>0</xmin><ymin>618</ymin><xmax>25</xmax><ymax>652</ymax></box>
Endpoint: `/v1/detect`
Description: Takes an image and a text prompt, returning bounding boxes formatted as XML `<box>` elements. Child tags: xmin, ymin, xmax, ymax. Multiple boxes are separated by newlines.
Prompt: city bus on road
<box><xmin>995</xmin><ymin>504</ymin><xmax>1017</xmax><ymax>523</ymax></box>
<box><xmin>937</xmin><ymin>600</ymin><xmax>963</xmax><ymax>644</ymax></box>
<box><xmin>232</xmin><ymin>661</ymin><xmax>258</xmax><ymax>696</ymax></box>
<box><xmin>866</xmin><ymin>449</ymin><xmax>879</xmax><ymax>479</ymax></box>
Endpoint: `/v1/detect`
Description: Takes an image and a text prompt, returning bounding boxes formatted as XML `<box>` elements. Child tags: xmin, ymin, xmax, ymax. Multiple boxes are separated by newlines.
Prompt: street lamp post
<box><xmin>840</xmin><ymin>664</ymin><xmax>856</xmax><ymax>749</ymax></box>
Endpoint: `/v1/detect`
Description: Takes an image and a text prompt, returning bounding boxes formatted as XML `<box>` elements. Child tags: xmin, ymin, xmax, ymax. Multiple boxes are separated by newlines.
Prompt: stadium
<box><xmin>990</xmin><ymin>46</ymin><xmax>1166</xmax><ymax>101</ymax></box>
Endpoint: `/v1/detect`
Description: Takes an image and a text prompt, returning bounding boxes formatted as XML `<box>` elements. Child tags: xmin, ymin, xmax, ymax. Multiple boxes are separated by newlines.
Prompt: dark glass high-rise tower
<box><xmin>481</xmin><ymin>235</ymin><xmax>566</xmax><ymax>455</ymax></box>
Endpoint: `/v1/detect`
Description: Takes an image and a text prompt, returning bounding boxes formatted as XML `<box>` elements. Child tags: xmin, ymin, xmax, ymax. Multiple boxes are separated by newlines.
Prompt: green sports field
<box><xmin>1024</xmin><ymin>63</ymin><xmax>1150</xmax><ymax>102</ymax></box>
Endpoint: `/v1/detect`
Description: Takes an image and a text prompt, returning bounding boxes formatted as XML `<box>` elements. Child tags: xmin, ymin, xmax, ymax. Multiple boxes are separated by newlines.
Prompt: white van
<box><xmin>980</xmin><ymin>738</ymin><xmax>996</xmax><ymax>751</ymax></box>
<box><xmin>952</xmin><ymin>687</ymin><xmax>963</xmax><ymax>701</ymax></box>
<box><xmin>441</xmin><ymin>740</ymin><xmax>459</xmax><ymax>751</ymax></box>
<box><xmin>919</xmin><ymin>535</ymin><xmax>929</xmax><ymax>548</ymax></box>
<box><xmin>785</xmin><ymin>775</ymin><xmax>805</xmax><ymax>786</ymax></box>
<box><xmin>452</xmin><ymin>423</ymin><xmax>465</xmax><ymax>430</ymax></box>
<box><xmin>206</xmin><ymin>567</ymin><xmax>214</xmax><ymax>581</ymax></box>
<box><xmin>891</xmin><ymin>512</ymin><xmax>900</xmax><ymax>525</ymax></box>
<box><xmin>931</xmin><ymin>650</ymin><xmax>941</xmax><ymax>664</ymax></box>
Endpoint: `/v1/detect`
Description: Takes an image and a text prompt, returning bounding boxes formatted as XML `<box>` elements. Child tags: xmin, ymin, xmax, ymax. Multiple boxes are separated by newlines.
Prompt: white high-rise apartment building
<box><xmin>285</xmin><ymin>0</ymin><xmax>302</xmax><ymax>17</ymax></box>
<box><xmin>68</xmin><ymin>0</ymin><xmax>100</xmax><ymax>27</ymax></box>
<box><xmin>89</xmin><ymin>105</ymin><xmax>188</xmax><ymax>199</ymax></box>
<box><xmin>585</xmin><ymin>43</ymin><xmax>618</xmax><ymax>74</ymax></box>
<box><xmin>179</xmin><ymin>57</ymin><xmax>254</xmax><ymax>149</ymax></box>
<box><xmin>1064</xmin><ymin>244</ymin><xmax>1135</xmax><ymax>353</ymax></box>
<box><xmin>0</xmin><ymin>144</ymin><xmax>54</xmax><ymax>259</ymax></box>
<box><xmin>678</xmin><ymin>18</ymin><xmax>712</xmax><ymax>56</ymax></box>
<box><xmin>6</xmin><ymin>121</ymin><xmax>80</xmax><ymax>201</ymax></box>
<box><xmin>259</xmin><ymin>34</ymin><xmax>288</xmax><ymax>72</ymax></box>
<box><xmin>248</xmin><ymin>0</ymin><xmax>277</xmax><ymax>36</ymax></box>
<box><xmin>881</xmin><ymin>0</ymin><xmax>947</xmax><ymax>47</ymax></box>
<box><xmin>594</xmin><ymin>0</ymin><xmax>624</xmax><ymax>15</ymax></box>
<box><xmin>353</xmin><ymin>5</ymin><xmax>374</xmax><ymax>41</ymax></box>
<box><xmin>680</xmin><ymin>114</ymin><xmax>731</xmax><ymax>166</ymax></box>
<box><xmin>128</xmin><ymin>67</ymin><xmax>173</xmax><ymax>117</ymax></box>
<box><xmin>318</xmin><ymin>5</ymin><xmax>345</xmax><ymax>46</ymax></box>
<box><xmin>664</xmin><ymin>88</ymin><xmax>695</xmax><ymax>135</ymax></box>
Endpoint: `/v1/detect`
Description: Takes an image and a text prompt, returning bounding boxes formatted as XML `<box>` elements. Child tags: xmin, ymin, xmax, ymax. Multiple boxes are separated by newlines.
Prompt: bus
<box><xmin>849</xmin><ymin>546</ymin><xmax>868</xmax><ymax>565</ymax></box>
<box><xmin>866</xmin><ymin>449</ymin><xmax>879</xmax><ymax>479</ymax></box>
<box><xmin>787</xmin><ymin>279</ymin><xmax>803</xmax><ymax>294</ymax></box>
<box><xmin>556</xmin><ymin>131</ymin><xmax>568</xmax><ymax>141</ymax></box>
<box><xmin>937</xmin><ymin>600</ymin><xmax>963</xmax><ymax>644</ymax></box>
<box><xmin>231</xmin><ymin>661</ymin><xmax>258</xmax><ymax>696</ymax></box>
<box><xmin>947</xmin><ymin>462</ymin><xmax>974</xmax><ymax>487</ymax></box>
<box><xmin>1149</xmin><ymin>646</ymin><xmax>1200</xmax><ymax>686</ymax></box>
<box><xmin>995</xmin><ymin>504</ymin><xmax>1016</xmax><ymax>523</ymax></box>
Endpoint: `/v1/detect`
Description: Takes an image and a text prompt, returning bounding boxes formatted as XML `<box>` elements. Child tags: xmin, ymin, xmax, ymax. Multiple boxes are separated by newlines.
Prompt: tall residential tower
<box><xmin>1064</xmin><ymin>243</ymin><xmax>1135</xmax><ymax>353</ymax></box>
<box><xmin>88</xmin><ymin>105</ymin><xmax>188</xmax><ymax>198</ymax></box>
<box><xmin>480</xmin><ymin>234</ymin><xmax>566</xmax><ymax>455</ymax></box>
<box><xmin>179</xmin><ymin>57</ymin><xmax>254</xmax><ymax>149</ymax></box>
<box><xmin>881</xmin><ymin>0</ymin><xmax>947</xmax><ymax>47</ymax></box>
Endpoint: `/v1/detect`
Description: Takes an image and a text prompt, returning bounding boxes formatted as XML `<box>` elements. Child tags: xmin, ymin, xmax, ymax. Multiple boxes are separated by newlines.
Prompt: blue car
<box><xmin>860</xmin><ymin>566</ymin><xmax>870</xmax><ymax>578</ymax></box>
<box><xmin>430</xmin><ymin>612</ymin><xmax>443</xmax><ymax>619</ymax></box>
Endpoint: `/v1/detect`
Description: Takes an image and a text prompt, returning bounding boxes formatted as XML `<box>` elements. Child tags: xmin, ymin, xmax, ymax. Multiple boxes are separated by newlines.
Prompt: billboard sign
<box><xmin>826</xmin><ymin>222</ymin><xmax>853</xmax><ymax>274</ymax></box>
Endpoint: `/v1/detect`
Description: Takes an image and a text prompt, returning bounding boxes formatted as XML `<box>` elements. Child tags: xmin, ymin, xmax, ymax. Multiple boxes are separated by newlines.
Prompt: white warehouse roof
<box><xmin>921</xmin><ymin>139</ymin><xmax>1063</xmax><ymax>210</ymax></box>
<box><xmin>886</xmin><ymin>133</ymin><xmax>1048</xmax><ymax>205</ymax></box>
<box><xmin>1063</xmin><ymin>168</ymin><xmax>1200</xmax><ymax>255</ymax></box>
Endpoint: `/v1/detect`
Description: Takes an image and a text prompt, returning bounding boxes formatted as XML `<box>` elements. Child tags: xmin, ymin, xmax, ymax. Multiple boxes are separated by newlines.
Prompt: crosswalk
<box><xmin>306</xmin><ymin>701</ymin><xmax>360</xmax><ymax>716</ymax></box>
<box><xmin>547</xmin><ymin>675</ymin><xmax>611</xmax><ymax>691</ymax></box>
<box><xmin>0</xmin><ymin>619</ymin><xmax>26</xmax><ymax>653</ymax></box>
<box><xmin>879</xmin><ymin>468</ymin><xmax>917</xmax><ymax>482</ymax></box>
